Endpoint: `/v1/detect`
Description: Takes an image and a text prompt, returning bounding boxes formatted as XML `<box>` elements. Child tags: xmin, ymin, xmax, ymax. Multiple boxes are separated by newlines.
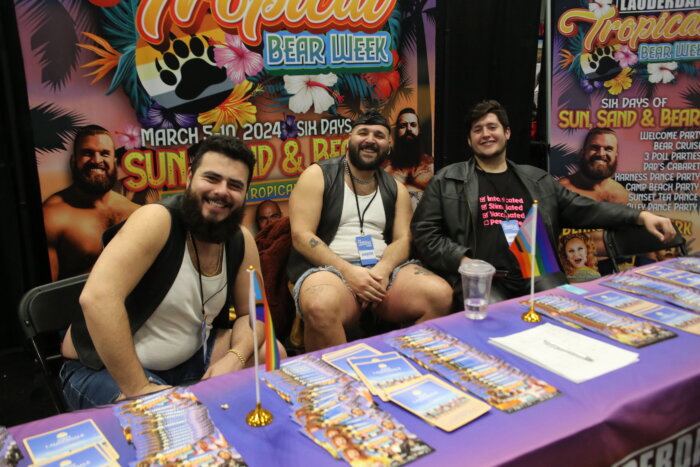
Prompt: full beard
<box><xmin>581</xmin><ymin>157</ymin><xmax>617</xmax><ymax>180</ymax></box>
<box><xmin>182</xmin><ymin>188</ymin><xmax>244</xmax><ymax>243</ymax></box>
<box><xmin>72</xmin><ymin>163</ymin><xmax>116</xmax><ymax>195</ymax></box>
<box><xmin>391</xmin><ymin>136</ymin><xmax>423</xmax><ymax>169</ymax></box>
<box><xmin>348</xmin><ymin>141</ymin><xmax>387</xmax><ymax>171</ymax></box>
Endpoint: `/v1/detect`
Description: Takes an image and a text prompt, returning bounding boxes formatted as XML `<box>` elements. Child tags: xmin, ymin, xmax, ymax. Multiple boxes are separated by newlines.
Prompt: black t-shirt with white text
<box><xmin>474</xmin><ymin>167</ymin><xmax>533</xmax><ymax>294</ymax></box>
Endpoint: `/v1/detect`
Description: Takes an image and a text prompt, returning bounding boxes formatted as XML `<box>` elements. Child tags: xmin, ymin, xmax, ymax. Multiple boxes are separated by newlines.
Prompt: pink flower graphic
<box><xmin>211</xmin><ymin>34</ymin><xmax>263</xmax><ymax>84</ymax></box>
<box><xmin>613</xmin><ymin>45</ymin><xmax>638</xmax><ymax>69</ymax></box>
<box><xmin>115</xmin><ymin>125</ymin><xmax>141</xmax><ymax>150</ymax></box>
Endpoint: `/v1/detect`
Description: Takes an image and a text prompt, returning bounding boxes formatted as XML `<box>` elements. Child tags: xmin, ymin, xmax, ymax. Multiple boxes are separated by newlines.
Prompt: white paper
<box><xmin>489</xmin><ymin>323</ymin><xmax>639</xmax><ymax>383</ymax></box>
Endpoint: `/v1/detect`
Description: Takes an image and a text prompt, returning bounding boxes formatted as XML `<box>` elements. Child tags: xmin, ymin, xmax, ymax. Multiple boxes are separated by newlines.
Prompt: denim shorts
<box><xmin>292</xmin><ymin>259</ymin><xmax>420</xmax><ymax>317</ymax></box>
<box><xmin>60</xmin><ymin>331</ymin><xmax>217</xmax><ymax>410</ymax></box>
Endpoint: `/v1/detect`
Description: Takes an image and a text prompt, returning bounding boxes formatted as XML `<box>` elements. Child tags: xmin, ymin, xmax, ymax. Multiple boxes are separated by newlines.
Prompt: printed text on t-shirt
<box><xmin>479</xmin><ymin>195</ymin><xmax>526</xmax><ymax>226</ymax></box>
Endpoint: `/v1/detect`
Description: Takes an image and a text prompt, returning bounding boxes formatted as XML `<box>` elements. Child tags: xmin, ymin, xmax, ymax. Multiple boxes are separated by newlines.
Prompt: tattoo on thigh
<box><xmin>309</xmin><ymin>238</ymin><xmax>319</xmax><ymax>248</ymax></box>
<box><xmin>413</xmin><ymin>266</ymin><xmax>434</xmax><ymax>276</ymax></box>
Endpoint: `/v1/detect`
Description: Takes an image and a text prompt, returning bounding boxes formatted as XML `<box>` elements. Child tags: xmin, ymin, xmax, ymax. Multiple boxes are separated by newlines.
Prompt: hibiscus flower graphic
<box><xmin>284</xmin><ymin>73</ymin><xmax>342</xmax><ymax>114</ymax></box>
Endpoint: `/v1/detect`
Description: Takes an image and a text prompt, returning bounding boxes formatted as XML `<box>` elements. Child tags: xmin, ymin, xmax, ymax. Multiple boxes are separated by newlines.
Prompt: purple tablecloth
<box><xmin>10</xmin><ymin>274</ymin><xmax>700</xmax><ymax>466</ymax></box>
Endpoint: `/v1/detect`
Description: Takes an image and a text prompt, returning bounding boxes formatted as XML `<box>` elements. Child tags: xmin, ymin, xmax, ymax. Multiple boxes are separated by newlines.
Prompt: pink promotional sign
<box><xmin>550</xmin><ymin>0</ymin><xmax>699</xmax><ymax>281</ymax></box>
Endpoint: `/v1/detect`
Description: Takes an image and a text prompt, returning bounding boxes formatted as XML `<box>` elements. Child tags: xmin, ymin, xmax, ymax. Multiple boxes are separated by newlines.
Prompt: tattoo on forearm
<box><xmin>413</xmin><ymin>266</ymin><xmax>434</xmax><ymax>276</ymax></box>
<box><xmin>309</xmin><ymin>238</ymin><xmax>319</xmax><ymax>248</ymax></box>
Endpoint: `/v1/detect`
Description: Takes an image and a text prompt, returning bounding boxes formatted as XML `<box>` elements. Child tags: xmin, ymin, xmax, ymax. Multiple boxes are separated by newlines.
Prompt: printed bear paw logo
<box><xmin>155</xmin><ymin>34</ymin><xmax>227</xmax><ymax>101</ymax></box>
<box><xmin>581</xmin><ymin>45</ymin><xmax>621</xmax><ymax>82</ymax></box>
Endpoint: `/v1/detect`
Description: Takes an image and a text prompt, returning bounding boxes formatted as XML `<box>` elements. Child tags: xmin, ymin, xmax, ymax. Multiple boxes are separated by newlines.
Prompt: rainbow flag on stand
<box><xmin>251</xmin><ymin>271</ymin><xmax>281</xmax><ymax>371</ymax></box>
<box><xmin>508</xmin><ymin>204</ymin><xmax>560</xmax><ymax>279</ymax></box>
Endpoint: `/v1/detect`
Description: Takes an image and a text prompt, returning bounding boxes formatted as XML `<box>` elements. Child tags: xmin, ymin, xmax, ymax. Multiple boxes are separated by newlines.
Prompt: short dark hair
<box><xmin>73</xmin><ymin>125</ymin><xmax>112</xmax><ymax>156</ymax></box>
<box><xmin>466</xmin><ymin>100</ymin><xmax>510</xmax><ymax>132</ymax></box>
<box><xmin>190</xmin><ymin>135</ymin><xmax>256</xmax><ymax>186</ymax></box>
<box><xmin>396</xmin><ymin>107</ymin><xmax>418</xmax><ymax>122</ymax></box>
<box><xmin>351</xmin><ymin>109</ymin><xmax>391</xmax><ymax>133</ymax></box>
<box><xmin>581</xmin><ymin>128</ymin><xmax>618</xmax><ymax>150</ymax></box>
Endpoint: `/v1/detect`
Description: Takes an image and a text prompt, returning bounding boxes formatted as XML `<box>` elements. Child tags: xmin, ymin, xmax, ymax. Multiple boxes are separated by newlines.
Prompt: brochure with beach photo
<box><xmin>585</xmin><ymin>290</ymin><xmax>700</xmax><ymax>335</ymax></box>
<box><xmin>521</xmin><ymin>294</ymin><xmax>676</xmax><ymax>347</ymax></box>
<box><xmin>348</xmin><ymin>352</ymin><xmax>422</xmax><ymax>401</ymax></box>
<box><xmin>387</xmin><ymin>374</ymin><xmax>490</xmax><ymax>432</ymax></box>
<box><xmin>666</xmin><ymin>257</ymin><xmax>700</xmax><ymax>275</ymax></box>
<box><xmin>321</xmin><ymin>343</ymin><xmax>384</xmax><ymax>380</ymax></box>
<box><xmin>388</xmin><ymin>327</ymin><xmax>560</xmax><ymax>413</ymax></box>
<box><xmin>635</xmin><ymin>265</ymin><xmax>700</xmax><ymax>291</ymax></box>
<box><xmin>603</xmin><ymin>274</ymin><xmax>700</xmax><ymax>312</ymax></box>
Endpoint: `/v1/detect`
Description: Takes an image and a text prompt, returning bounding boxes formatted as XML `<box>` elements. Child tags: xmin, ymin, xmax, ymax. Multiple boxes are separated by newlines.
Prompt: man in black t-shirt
<box><xmin>411</xmin><ymin>100</ymin><xmax>677</xmax><ymax>306</ymax></box>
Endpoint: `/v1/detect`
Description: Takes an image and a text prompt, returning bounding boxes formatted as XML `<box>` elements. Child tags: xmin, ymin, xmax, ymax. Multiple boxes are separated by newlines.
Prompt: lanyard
<box><xmin>189</xmin><ymin>232</ymin><xmax>227</xmax><ymax>317</ymax></box>
<box><xmin>344</xmin><ymin>157</ymin><xmax>379</xmax><ymax>235</ymax></box>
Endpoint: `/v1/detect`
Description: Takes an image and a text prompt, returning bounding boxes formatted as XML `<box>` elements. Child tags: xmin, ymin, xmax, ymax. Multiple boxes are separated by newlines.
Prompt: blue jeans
<box><xmin>60</xmin><ymin>332</ymin><xmax>216</xmax><ymax>410</ymax></box>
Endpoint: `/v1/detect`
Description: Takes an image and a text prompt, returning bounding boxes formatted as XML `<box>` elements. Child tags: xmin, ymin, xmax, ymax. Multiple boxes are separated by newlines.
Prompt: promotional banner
<box><xmin>550</xmin><ymin>0</ymin><xmax>699</xmax><ymax>282</ymax></box>
<box><xmin>14</xmin><ymin>0</ymin><xmax>436</xmax><ymax>282</ymax></box>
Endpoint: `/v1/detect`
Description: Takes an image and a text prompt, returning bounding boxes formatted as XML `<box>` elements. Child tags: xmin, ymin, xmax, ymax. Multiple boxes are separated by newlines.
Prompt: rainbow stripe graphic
<box><xmin>508</xmin><ymin>205</ymin><xmax>560</xmax><ymax>279</ymax></box>
<box><xmin>252</xmin><ymin>271</ymin><xmax>281</xmax><ymax>371</ymax></box>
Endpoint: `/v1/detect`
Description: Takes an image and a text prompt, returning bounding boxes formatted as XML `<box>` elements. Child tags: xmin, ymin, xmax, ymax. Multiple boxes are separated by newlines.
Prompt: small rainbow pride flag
<box><xmin>251</xmin><ymin>271</ymin><xmax>281</xmax><ymax>371</ymax></box>
<box><xmin>508</xmin><ymin>204</ymin><xmax>560</xmax><ymax>279</ymax></box>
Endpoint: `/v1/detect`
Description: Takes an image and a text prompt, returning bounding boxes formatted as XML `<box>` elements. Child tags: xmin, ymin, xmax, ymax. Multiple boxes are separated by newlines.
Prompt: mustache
<box><xmin>82</xmin><ymin>162</ymin><xmax>110</xmax><ymax>171</ymax></box>
<box><xmin>360</xmin><ymin>142</ymin><xmax>379</xmax><ymax>151</ymax></box>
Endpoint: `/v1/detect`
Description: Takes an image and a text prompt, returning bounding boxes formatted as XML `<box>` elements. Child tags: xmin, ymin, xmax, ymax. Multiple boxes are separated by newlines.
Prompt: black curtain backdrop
<box><xmin>435</xmin><ymin>0</ymin><xmax>543</xmax><ymax>170</ymax></box>
<box><xmin>0</xmin><ymin>2</ymin><xmax>50</xmax><ymax>350</ymax></box>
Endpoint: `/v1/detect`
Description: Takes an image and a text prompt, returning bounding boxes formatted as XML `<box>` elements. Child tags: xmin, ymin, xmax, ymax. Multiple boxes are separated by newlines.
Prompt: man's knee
<box><xmin>300</xmin><ymin>290</ymin><xmax>344</xmax><ymax>329</ymax></box>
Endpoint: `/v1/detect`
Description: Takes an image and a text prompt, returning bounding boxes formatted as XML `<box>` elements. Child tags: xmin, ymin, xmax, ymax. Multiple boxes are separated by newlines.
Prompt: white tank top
<box><xmin>133</xmin><ymin>244</ymin><xmax>227</xmax><ymax>370</ymax></box>
<box><xmin>328</xmin><ymin>182</ymin><xmax>387</xmax><ymax>261</ymax></box>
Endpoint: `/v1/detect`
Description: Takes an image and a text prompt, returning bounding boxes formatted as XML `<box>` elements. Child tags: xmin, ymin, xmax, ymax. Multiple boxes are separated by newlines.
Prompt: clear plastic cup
<box><xmin>458</xmin><ymin>260</ymin><xmax>496</xmax><ymax>320</ymax></box>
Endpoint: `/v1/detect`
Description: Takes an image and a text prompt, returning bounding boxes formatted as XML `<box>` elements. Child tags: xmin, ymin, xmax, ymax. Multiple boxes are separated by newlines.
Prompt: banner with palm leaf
<box><xmin>13</xmin><ymin>0</ymin><xmax>436</xmax><ymax>281</ymax></box>
<box><xmin>550</xmin><ymin>0</ymin><xmax>699</xmax><ymax>270</ymax></box>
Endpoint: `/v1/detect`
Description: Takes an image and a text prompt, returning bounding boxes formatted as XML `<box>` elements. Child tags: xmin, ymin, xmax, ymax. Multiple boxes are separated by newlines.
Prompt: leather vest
<box><xmin>287</xmin><ymin>156</ymin><xmax>398</xmax><ymax>283</ymax></box>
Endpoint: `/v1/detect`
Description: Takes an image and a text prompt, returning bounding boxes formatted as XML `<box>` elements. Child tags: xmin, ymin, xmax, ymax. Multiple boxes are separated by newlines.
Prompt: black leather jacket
<box><xmin>411</xmin><ymin>158</ymin><xmax>640</xmax><ymax>287</ymax></box>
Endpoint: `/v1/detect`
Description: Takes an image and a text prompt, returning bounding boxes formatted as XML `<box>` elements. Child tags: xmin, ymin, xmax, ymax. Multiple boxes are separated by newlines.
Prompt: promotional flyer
<box><xmin>551</xmin><ymin>0</ymin><xmax>699</xmax><ymax>281</ymax></box>
<box><xmin>14</xmin><ymin>0</ymin><xmax>436</xmax><ymax>282</ymax></box>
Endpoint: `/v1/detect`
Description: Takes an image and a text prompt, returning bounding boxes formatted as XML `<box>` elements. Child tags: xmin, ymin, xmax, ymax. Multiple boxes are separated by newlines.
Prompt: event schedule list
<box><xmin>616</xmin><ymin>129</ymin><xmax>700</xmax><ymax>214</ymax></box>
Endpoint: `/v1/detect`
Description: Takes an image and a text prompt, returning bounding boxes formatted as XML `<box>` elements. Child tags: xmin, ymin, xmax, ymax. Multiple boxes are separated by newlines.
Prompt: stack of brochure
<box><xmin>489</xmin><ymin>323</ymin><xmax>639</xmax><ymax>383</ymax></box>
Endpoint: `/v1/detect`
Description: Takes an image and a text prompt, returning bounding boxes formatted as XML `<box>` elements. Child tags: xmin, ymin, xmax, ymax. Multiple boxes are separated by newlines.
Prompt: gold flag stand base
<box><xmin>246</xmin><ymin>403</ymin><xmax>273</xmax><ymax>427</ymax></box>
<box><xmin>521</xmin><ymin>304</ymin><xmax>542</xmax><ymax>323</ymax></box>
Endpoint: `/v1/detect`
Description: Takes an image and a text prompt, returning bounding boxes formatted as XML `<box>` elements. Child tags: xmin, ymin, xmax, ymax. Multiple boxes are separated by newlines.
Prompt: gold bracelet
<box><xmin>228</xmin><ymin>348</ymin><xmax>246</xmax><ymax>364</ymax></box>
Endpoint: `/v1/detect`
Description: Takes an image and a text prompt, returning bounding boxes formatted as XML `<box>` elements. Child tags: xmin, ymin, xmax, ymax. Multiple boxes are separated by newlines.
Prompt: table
<box><xmin>10</xmin><ymin>271</ymin><xmax>700</xmax><ymax>466</ymax></box>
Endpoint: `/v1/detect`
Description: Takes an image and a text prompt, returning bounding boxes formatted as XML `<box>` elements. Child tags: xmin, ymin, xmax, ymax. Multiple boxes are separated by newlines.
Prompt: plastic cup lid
<box><xmin>458</xmin><ymin>259</ymin><xmax>496</xmax><ymax>276</ymax></box>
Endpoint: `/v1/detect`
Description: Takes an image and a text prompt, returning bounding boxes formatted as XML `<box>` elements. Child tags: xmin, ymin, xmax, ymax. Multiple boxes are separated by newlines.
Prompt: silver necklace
<box><xmin>344</xmin><ymin>157</ymin><xmax>375</xmax><ymax>185</ymax></box>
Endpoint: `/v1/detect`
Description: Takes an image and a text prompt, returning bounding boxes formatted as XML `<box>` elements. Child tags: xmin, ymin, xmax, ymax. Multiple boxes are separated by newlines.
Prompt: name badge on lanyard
<box><xmin>356</xmin><ymin>235</ymin><xmax>378</xmax><ymax>266</ymax></box>
<box><xmin>501</xmin><ymin>219</ymin><xmax>520</xmax><ymax>246</ymax></box>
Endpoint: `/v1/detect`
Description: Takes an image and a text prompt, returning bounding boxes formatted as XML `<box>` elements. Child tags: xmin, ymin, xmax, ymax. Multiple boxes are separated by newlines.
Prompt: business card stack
<box><xmin>388</xmin><ymin>327</ymin><xmax>561</xmax><ymax>413</ymax></box>
<box><xmin>263</xmin><ymin>355</ymin><xmax>434</xmax><ymax>466</ymax></box>
<box><xmin>114</xmin><ymin>387</ymin><xmax>247</xmax><ymax>466</ymax></box>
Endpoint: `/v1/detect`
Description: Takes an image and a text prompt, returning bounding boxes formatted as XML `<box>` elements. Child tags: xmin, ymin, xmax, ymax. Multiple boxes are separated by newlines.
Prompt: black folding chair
<box><xmin>604</xmin><ymin>224</ymin><xmax>687</xmax><ymax>273</ymax></box>
<box><xmin>17</xmin><ymin>274</ymin><xmax>88</xmax><ymax>413</ymax></box>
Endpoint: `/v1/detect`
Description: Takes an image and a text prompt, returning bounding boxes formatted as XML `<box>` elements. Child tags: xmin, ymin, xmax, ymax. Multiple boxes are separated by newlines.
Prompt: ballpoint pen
<box><xmin>543</xmin><ymin>340</ymin><xmax>594</xmax><ymax>362</ymax></box>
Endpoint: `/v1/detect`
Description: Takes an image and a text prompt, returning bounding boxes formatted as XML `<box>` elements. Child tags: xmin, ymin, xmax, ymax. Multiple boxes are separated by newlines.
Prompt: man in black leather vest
<box><xmin>59</xmin><ymin>135</ymin><xmax>284</xmax><ymax>409</ymax></box>
<box><xmin>288</xmin><ymin>110</ymin><xmax>452</xmax><ymax>352</ymax></box>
